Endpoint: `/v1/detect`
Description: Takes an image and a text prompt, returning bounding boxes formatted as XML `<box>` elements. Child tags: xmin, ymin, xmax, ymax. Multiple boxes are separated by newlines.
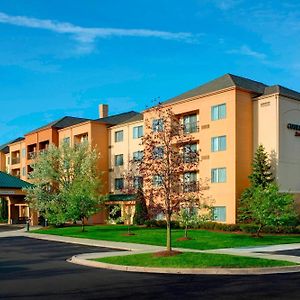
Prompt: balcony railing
<box><xmin>27</xmin><ymin>151</ymin><xmax>37</xmax><ymax>160</ymax></box>
<box><xmin>183</xmin><ymin>181</ymin><xmax>199</xmax><ymax>193</ymax></box>
<box><xmin>171</xmin><ymin>121</ymin><xmax>199</xmax><ymax>136</ymax></box>
<box><xmin>183</xmin><ymin>121</ymin><xmax>199</xmax><ymax>134</ymax></box>
<box><xmin>11</xmin><ymin>157</ymin><xmax>20</xmax><ymax>165</ymax></box>
<box><xmin>183</xmin><ymin>152</ymin><xmax>199</xmax><ymax>164</ymax></box>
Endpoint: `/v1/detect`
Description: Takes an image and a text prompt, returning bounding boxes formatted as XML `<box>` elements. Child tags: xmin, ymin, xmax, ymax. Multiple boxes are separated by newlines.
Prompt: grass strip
<box><xmin>33</xmin><ymin>225</ymin><xmax>300</xmax><ymax>250</ymax></box>
<box><xmin>93</xmin><ymin>252</ymin><xmax>297</xmax><ymax>268</ymax></box>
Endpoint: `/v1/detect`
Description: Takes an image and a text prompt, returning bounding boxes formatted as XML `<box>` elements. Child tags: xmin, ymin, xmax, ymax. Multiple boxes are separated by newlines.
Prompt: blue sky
<box><xmin>1</xmin><ymin>0</ymin><xmax>300</xmax><ymax>145</ymax></box>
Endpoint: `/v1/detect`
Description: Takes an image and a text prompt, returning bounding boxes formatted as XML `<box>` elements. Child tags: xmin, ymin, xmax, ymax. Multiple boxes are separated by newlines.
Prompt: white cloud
<box><xmin>0</xmin><ymin>12</ymin><xmax>198</xmax><ymax>54</ymax></box>
<box><xmin>211</xmin><ymin>0</ymin><xmax>243</xmax><ymax>10</ymax></box>
<box><xmin>227</xmin><ymin>45</ymin><xmax>266</xmax><ymax>60</ymax></box>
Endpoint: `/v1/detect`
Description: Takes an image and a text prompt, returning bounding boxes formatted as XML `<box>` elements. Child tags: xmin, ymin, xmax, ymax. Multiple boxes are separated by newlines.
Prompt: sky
<box><xmin>1</xmin><ymin>0</ymin><xmax>300</xmax><ymax>145</ymax></box>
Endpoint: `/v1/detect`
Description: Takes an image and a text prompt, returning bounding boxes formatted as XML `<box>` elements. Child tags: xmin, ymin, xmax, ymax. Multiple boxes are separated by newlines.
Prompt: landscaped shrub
<box><xmin>144</xmin><ymin>219</ymin><xmax>180</xmax><ymax>229</ymax></box>
<box><xmin>240</xmin><ymin>224</ymin><xmax>260</xmax><ymax>234</ymax></box>
<box><xmin>240</xmin><ymin>224</ymin><xmax>300</xmax><ymax>234</ymax></box>
<box><xmin>145</xmin><ymin>219</ymin><xmax>300</xmax><ymax>234</ymax></box>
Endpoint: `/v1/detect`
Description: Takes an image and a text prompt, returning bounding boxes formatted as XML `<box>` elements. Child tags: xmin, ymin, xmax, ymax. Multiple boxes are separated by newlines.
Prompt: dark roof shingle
<box><xmin>164</xmin><ymin>73</ymin><xmax>268</xmax><ymax>105</ymax></box>
<box><xmin>95</xmin><ymin>111</ymin><xmax>140</xmax><ymax>126</ymax></box>
<box><xmin>26</xmin><ymin>116</ymin><xmax>90</xmax><ymax>135</ymax></box>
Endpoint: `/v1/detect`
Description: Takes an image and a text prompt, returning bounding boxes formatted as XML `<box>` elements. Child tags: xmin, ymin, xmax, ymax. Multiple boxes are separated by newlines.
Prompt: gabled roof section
<box><xmin>262</xmin><ymin>85</ymin><xmax>300</xmax><ymax>101</ymax></box>
<box><xmin>26</xmin><ymin>116</ymin><xmax>90</xmax><ymax>135</ymax></box>
<box><xmin>118</xmin><ymin>113</ymin><xmax>143</xmax><ymax>125</ymax></box>
<box><xmin>0</xmin><ymin>171</ymin><xmax>32</xmax><ymax>189</ymax></box>
<box><xmin>164</xmin><ymin>73</ymin><xmax>268</xmax><ymax>105</ymax></box>
<box><xmin>0</xmin><ymin>137</ymin><xmax>25</xmax><ymax>154</ymax></box>
<box><xmin>95</xmin><ymin>111</ymin><xmax>140</xmax><ymax>126</ymax></box>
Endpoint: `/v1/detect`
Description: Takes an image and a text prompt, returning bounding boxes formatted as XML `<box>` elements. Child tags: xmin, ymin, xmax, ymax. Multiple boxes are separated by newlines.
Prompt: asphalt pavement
<box><xmin>1</xmin><ymin>236</ymin><xmax>300</xmax><ymax>299</ymax></box>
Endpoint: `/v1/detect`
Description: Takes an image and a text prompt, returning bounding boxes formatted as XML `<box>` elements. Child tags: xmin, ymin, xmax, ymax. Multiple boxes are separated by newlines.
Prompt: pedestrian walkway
<box><xmin>2</xmin><ymin>227</ymin><xmax>300</xmax><ymax>274</ymax></box>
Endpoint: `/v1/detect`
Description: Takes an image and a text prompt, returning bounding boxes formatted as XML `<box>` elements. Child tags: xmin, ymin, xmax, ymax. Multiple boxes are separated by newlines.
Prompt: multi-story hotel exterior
<box><xmin>1</xmin><ymin>73</ymin><xmax>300</xmax><ymax>225</ymax></box>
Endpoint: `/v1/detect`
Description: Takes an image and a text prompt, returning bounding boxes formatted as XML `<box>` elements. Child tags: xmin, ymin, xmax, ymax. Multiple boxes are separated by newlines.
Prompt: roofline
<box><xmin>143</xmin><ymin>86</ymin><xmax>237</xmax><ymax>113</ymax></box>
<box><xmin>108</xmin><ymin>118</ymin><xmax>144</xmax><ymax>130</ymax></box>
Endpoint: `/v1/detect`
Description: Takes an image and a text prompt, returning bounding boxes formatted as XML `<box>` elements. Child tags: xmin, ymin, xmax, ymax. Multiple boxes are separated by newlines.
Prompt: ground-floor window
<box><xmin>213</xmin><ymin>206</ymin><xmax>226</xmax><ymax>222</ymax></box>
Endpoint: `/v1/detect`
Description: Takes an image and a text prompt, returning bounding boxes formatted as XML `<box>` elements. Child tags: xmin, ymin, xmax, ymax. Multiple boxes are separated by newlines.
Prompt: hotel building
<box><xmin>1</xmin><ymin>73</ymin><xmax>300</xmax><ymax>224</ymax></box>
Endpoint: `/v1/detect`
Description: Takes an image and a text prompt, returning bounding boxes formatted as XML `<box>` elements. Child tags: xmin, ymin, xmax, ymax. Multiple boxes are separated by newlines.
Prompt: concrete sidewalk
<box><xmin>2</xmin><ymin>227</ymin><xmax>300</xmax><ymax>274</ymax></box>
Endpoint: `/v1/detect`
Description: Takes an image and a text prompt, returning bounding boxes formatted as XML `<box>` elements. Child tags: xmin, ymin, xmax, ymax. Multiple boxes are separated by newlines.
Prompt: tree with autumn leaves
<box><xmin>138</xmin><ymin>104</ymin><xmax>210</xmax><ymax>253</ymax></box>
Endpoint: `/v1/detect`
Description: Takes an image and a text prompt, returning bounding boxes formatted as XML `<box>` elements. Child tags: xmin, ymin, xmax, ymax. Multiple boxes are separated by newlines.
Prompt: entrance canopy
<box><xmin>0</xmin><ymin>171</ymin><xmax>31</xmax><ymax>196</ymax></box>
<box><xmin>0</xmin><ymin>172</ymin><xmax>33</xmax><ymax>224</ymax></box>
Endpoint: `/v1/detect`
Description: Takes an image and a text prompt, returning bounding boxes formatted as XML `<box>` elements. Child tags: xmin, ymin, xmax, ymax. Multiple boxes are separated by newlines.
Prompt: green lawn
<box><xmin>32</xmin><ymin>225</ymin><xmax>300</xmax><ymax>250</ymax></box>
<box><xmin>94</xmin><ymin>252</ymin><xmax>296</xmax><ymax>268</ymax></box>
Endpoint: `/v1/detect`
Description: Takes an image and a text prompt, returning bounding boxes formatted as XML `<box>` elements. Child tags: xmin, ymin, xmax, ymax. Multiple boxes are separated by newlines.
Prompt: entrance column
<box><xmin>6</xmin><ymin>196</ymin><xmax>11</xmax><ymax>224</ymax></box>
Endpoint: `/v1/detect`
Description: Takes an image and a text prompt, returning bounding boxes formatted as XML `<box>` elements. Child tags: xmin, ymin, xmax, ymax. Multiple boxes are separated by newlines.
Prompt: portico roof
<box><xmin>0</xmin><ymin>171</ymin><xmax>32</xmax><ymax>189</ymax></box>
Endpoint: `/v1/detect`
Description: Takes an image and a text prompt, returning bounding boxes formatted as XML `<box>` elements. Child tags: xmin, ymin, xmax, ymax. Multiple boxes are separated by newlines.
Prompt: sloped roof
<box><xmin>262</xmin><ymin>85</ymin><xmax>300</xmax><ymax>101</ymax></box>
<box><xmin>26</xmin><ymin>116</ymin><xmax>90</xmax><ymax>135</ymax></box>
<box><xmin>118</xmin><ymin>113</ymin><xmax>143</xmax><ymax>125</ymax></box>
<box><xmin>0</xmin><ymin>171</ymin><xmax>32</xmax><ymax>189</ymax></box>
<box><xmin>107</xmin><ymin>194</ymin><xmax>136</xmax><ymax>201</ymax></box>
<box><xmin>164</xmin><ymin>73</ymin><xmax>268</xmax><ymax>104</ymax></box>
<box><xmin>0</xmin><ymin>137</ymin><xmax>25</xmax><ymax>154</ymax></box>
<box><xmin>95</xmin><ymin>111</ymin><xmax>140</xmax><ymax>126</ymax></box>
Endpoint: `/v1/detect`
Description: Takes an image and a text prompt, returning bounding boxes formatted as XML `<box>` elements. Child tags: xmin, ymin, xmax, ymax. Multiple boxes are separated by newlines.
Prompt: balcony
<box><xmin>27</xmin><ymin>144</ymin><xmax>37</xmax><ymax>160</ymax></box>
<box><xmin>27</xmin><ymin>151</ymin><xmax>37</xmax><ymax>160</ymax></box>
<box><xmin>183</xmin><ymin>181</ymin><xmax>199</xmax><ymax>193</ymax></box>
<box><xmin>183</xmin><ymin>121</ymin><xmax>199</xmax><ymax>134</ymax></box>
<box><xmin>171</xmin><ymin>121</ymin><xmax>199</xmax><ymax>136</ymax></box>
<box><xmin>183</xmin><ymin>152</ymin><xmax>199</xmax><ymax>164</ymax></box>
<box><xmin>11</xmin><ymin>157</ymin><xmax>20</xmax><ymax>165</ymax></box>
<box><xmin>11</xmin><ymin>169</ymin><xmax>20</xmax><ymax>178</ymax></box>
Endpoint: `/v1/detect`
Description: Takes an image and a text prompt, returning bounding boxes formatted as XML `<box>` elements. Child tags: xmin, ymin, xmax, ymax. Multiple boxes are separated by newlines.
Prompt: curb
<box><xmin>69</xmin><ymin>253</ymin><xmax>300</xmax><ymax>275</ymax></box>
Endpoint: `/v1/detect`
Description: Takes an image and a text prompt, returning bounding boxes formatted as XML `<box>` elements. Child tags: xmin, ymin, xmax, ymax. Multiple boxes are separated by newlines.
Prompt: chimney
<box><xmin>99</xmin><ymin>104</ymin><xmax>108</xmax><ymax>118</ymax></box>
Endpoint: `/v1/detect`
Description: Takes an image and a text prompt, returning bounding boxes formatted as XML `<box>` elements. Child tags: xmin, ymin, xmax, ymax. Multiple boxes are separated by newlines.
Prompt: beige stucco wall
<box><xmin>144</xmin><ymin>87</ymin><xmax>239</xmax><ymax>223</ymax></box>
<box><xmin>253</xmin><ymin>94</ymin><xmax>279</xmax><ymax>178</ymax></box>
<box><xmin>277</xmin><ymin>95</ymin><xmax>300</xmax><ymax>193</ymax></box>
<box><xmin>108</xmin><ymin>120</ymin><xmax>144</xmax><ymax>193</ymax></box>
<box><xmin>8</xmin><ymin>140</ymin><xmax>27</xmax><ymax>181</ymax></box>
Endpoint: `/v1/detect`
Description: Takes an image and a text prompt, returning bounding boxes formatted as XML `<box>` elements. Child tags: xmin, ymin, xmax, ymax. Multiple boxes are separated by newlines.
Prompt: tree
<box><xmin>247</xmin><ymin>183</ymin><xmax>298</xmax><ymax>236</ymax></box>
<box><xmin>177</xmin><ymin>195</ymin><xmax>213</xmax><ymax>240</ymax></box>
<box><xmin>25</xmin><ymin>142</ymin><xmax>103</xmax><ymax>229</ymax></box>
<box><xmin>249</xmin><ymin>144</ymin><xmax>273</xmax><ymax>188</ymax></box>
<box><xmin>239</xmin><ymin>144</ymin><xmax>274</xmax><ymax>223</ymax></box>
<box><xmin>133</xmin><ymin>188</ymin><xmax>149</xmax><ymax>225</ymax></box>
<box><xmin>139</xmin><ymin>104</ymin><xmax>204</xmax><ymax>253</ymax></box>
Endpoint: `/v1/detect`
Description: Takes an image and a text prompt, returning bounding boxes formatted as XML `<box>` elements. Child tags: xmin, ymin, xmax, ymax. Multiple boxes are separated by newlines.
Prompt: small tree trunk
<box><xmin>166</xmin><ymin>214</ymin><xmax>172</xmax><ymax>252</ymax></box>
<box><xmin>256</xmin><ymin>224</ymin><xmax>262</xmax><ymax>237</ymax></box>
<box><xmin>81</xmin><ymin>218</ymin><xmax>85</xmax><ymax>232</ymax></box>
<box><xmin>184</xmin><ymin>225</ymin><xmax>188</xmax><ymax>238</ymax></box>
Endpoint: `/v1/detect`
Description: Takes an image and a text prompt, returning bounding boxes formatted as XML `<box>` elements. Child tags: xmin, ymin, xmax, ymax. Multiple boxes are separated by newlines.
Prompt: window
<box><xmin>22</xmin><ymin>148</ymin><xmax>26</xmax><ymax>158</ymax></box>
<box><xmin>211</xmin><ymin>168</ymin><xmax>227</xmax><ymax>183</ymax></box>
<box><xmin>133</xmin><ymin>176</ymin><xmax>143</xmax><ymax>189</ymax></box>
<box><xmin>63</xmin><ymin>137</ymin><xmax>70</xmax><ymax>144</ymax></box>
<box><xmin>115</xmin><ymin>130</ymin><xmax>124</xmax><ymax>142</ymax></box>
<box><xmin>133</xmin><ymin>151</ymin><xmax>143</xmax><ymax>162</ymax></box>
<box><xmin>183</xmin><ymin>144</ymin><xmax>198</xmax><ymax>163</ymax></box>
<box><xmin>211</xmin><ymin>136</ymin><xmax>226</xmax><ymax>152</ymax></box>
<box><xmin>7</xmin><ymin>157</ymin><xmax>10</xmax><ymax>165</ymax></box>
<box><xmin>133</xmin><ymin>125</ymin><xmax>143</xmax><ymax>139</ymax></box>
<box><xmin>153</xmin><ymin>146</ymin><xmax>164</xmax><ymax>159</ymax></box>
<box><xmin>152</xmin><ymin>119</ymin><xmax>164</xmax><ymax>132</ymax></box>
<box><xmin>22</xmin><ymin>167</ymin><xmax>26</xmax><ymax>177</ymax></box>
<box><xmin>183</xmin><ymin>172</ymin><xmax>198</xmax><ymax>192</ymax></box>
<box><xmin>115</xmin><ymin>178</ymin><xmax>124</xmax><ymax>190</ymax></box>
<box><xmin>213</xmin><ymin>206</ymin><xmax>226</xmax><ymax>222</ymax></box>
<box><xmin>153</xmin><ymin>175</ymin><xmax>163</xmax><ymax>187</ymax></box>
<box><xmin>183</xmin><ymin>114</ymin><xmax>198</xmax><ymax>133</ymax></box>
<box><xmin>211</xmin><ymin>103</ymin><xmax>226</xmax><ymax>121</ymax></box>
<box><xmin>115</xmin><ymin>154</ymin><xmax>124</xmax><ymax>166</ymax></box>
